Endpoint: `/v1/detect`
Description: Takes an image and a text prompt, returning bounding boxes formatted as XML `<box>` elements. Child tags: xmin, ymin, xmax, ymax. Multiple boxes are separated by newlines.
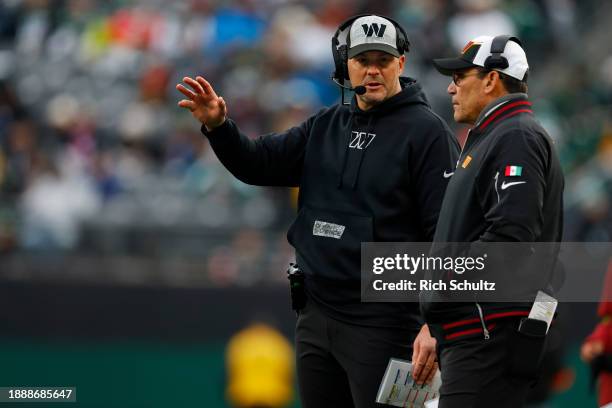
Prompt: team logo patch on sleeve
<box><xmin>505</xmin><ymin>165</ymin><xmax>522</xmax><ymax>176</ymax></box>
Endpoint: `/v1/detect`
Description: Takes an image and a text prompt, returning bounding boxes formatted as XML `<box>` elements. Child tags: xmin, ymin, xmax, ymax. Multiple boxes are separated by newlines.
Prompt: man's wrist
<box><xmin>204</xmin><ymin>117</ymin><xmax>227</xmax><ymax>132</ymax></box>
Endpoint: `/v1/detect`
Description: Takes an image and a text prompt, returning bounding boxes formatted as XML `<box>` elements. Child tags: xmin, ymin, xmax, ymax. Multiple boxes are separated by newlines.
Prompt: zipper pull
<box><xmin>483</xmin><ymin>326</ymin><xmax>490</xmax><ymax>340</ymax></box>
<box><xmin>476</xmin><ymin>303</ymin><xmax>490</xmax><ymax>340</ymax></box>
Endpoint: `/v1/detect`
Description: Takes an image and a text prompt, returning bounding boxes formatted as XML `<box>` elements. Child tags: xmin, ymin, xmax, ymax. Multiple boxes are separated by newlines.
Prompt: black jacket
<box><xmin>421</xmin><ymin>93</ymin><xmax>564</xmax><ymax>341</ymax></box>
<box><xmin>204</xmin><ymin>78</ymin><xmax>459</xmax><ymax>328</ymax></box>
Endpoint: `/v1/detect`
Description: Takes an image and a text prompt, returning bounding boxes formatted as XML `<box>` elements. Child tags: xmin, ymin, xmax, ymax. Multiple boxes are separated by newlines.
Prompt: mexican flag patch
<box><xmin>505</xmin><ymin>165</ymin><xmax>523</xmax><ymax>176</ymax></box>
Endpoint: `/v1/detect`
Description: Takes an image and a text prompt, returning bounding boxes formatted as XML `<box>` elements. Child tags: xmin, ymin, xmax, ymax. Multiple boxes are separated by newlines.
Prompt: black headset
<box><xmin>331</xmin><ymin>14</ymin><xmax>410</xmax><ymax>83</ymax></box>
<box><xmin>483</xmin><ymin>35</ymin><xmax>523</xmax><ymax>70</ymax></box>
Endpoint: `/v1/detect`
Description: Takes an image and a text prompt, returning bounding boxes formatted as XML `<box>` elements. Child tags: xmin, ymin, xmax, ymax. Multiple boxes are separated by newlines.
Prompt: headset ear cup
<box><xmin>331</xmin><ymin>38</ymin><xmax>342</xmax><ymax>82</ymax></box>
<box><xmin>402</xmin><ymin>36</ymin><xmax>410</xmax><ymax>54</ymax></box>
<box><xmin>398</xmin><ymin>38</ymin><xmax>406</xmax><ymax>55</ymax></box>
<box><xmin>338</xmin><ymin>45</ymin><xmax>349</xmax><ymax>80</ymax></box>
<box><xmin>331</xmin><ymin>14</ymin><xmax>366</xmax><ymax>83</ymax></box>
<box><xmin>484</xmin><ymin>35</ymin><xmax>515</xmax><ymax>70</ymax></box>
<box><xmin>393</xmin><ymin>23</ymin><xmax>409</xmax><ymax>55</ymax></box>
<box><xmin>484</xmin><ymin>55</ymin><xmax>509</xmax><ymax>69</ymax></box>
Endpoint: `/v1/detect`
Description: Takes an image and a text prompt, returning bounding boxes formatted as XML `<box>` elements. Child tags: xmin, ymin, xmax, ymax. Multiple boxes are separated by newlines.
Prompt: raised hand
<box><xmin>176</xmin><ymin>76</ymin><xmax>227</xmax><ymax>130</ymax></box>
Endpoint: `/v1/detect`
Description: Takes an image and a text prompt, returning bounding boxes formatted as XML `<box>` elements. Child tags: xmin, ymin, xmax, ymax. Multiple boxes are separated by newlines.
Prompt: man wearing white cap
<box><xmin>178</xmin><ymin>14</ymin><xmax>459</xmax><ymax>408</ymax></box>
<box><xmin>421</xmin><ymin>36</ymin><xmax>564</xmax><ymax>406</ymax></box>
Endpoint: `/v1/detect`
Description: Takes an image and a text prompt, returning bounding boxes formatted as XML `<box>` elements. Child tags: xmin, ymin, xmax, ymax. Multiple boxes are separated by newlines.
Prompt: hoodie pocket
<box><xmin>287</xmin><ymin>206</ymin><xmax>373</xmax><ymax>280</ymax></box>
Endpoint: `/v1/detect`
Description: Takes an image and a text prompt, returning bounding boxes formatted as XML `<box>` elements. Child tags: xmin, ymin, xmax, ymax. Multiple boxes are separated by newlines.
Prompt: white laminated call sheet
<box><xmin>376</xmin><ymin>358</ymin><xmax>441</xmax><ymax>407</ymax></box>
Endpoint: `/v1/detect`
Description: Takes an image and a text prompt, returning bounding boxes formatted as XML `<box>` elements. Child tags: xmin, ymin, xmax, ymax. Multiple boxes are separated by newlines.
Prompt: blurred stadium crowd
<box><xmin>0</xmin><ymin>0</ymin><xmax>611</xmax><ymax>287</ymax></box>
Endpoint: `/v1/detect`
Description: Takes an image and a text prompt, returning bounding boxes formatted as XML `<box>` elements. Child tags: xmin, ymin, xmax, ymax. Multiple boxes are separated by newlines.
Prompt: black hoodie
<box><xmin>203</xmin><ymin>78</ymin><xmax>459</xmax><ymax>328</ymax></box>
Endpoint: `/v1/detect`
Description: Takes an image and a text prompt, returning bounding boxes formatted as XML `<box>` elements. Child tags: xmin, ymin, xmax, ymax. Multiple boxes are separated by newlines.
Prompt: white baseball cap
<box><xmin>433</xmin><ymin>35</ymin><xmax>529</xmax><ymax>80</ymax></box>
<box><xmin>347</xmin><ymin>15</ymin><xmax>401</xmax><ymax>58</ymax></box>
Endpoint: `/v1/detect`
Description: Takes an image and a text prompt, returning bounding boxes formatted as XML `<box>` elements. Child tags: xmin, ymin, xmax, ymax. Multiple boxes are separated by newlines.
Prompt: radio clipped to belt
<box><xmin>287</xmin><ymin>263</ymin><xmax>306</xmax><ymax>314</ymax></box>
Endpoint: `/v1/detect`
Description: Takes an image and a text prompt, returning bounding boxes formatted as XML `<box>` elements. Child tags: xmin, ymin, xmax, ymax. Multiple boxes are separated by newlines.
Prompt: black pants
<box><xmin>435</xmin><ymin>319</ymin><xmax>541</xmax><ymax>408</ymax></box>
<box><xmin>295</xmin><ymin>302</ymin><xmax>418</xmax><ymax>408</ymax></box>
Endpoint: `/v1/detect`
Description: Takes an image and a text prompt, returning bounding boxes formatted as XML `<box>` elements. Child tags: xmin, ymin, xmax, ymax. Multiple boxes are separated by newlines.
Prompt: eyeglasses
<box><xmin>452</xmin><ymin>71</ymin><xmax>482</xmax><ymax>86</ymax></box>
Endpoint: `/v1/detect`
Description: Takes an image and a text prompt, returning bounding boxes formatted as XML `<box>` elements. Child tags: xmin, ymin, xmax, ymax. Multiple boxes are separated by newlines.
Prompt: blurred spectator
<box><xmin>1</xmin><ymin>118</ymin><xmax>37</xmax><ymax>195</ymax></box>
<box><xmin>447</xmin><ymin>0</ymin><xmax>517</xmax><ymax>51</ymax></box>
<box><xmin>581</xmin><ymin>261</ymin><xmax>612</xmax><ymax>407</ymax></box>
<box><xmin>207</xmin><ymin>245</ymin><xmax>240</xmax><ymax>286</ymax></box>
<box><xmin>230</xmin><ymin>228</ymin><xmax>266</xmax><ymax>285</ymax></box>
<box><xmin>20</xmin><ymin>152</ymin><xmax>100</xmax><ymax>250</ymax></box>
<box><xmin>0</xmin><ymin>0</ymin><xmax>608</xmax><ymax>288</ymax></box>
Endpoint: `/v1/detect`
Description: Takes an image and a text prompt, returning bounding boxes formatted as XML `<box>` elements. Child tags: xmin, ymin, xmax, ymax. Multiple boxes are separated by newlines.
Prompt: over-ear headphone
<box><xmin>331</xmin><ymin>14</ymin><xmax>410</xmax><ymax>83</ymax></box>
<box><xmin>484</xmin><ymin>35</ymin><xmax>522</xmax><ymax>70</ymax></box>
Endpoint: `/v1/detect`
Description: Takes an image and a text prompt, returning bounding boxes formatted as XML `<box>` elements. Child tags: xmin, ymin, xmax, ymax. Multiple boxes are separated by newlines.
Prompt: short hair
<box><xmin>477</xmin><ymin>69</ymin><xmax>528</xmax><ymax>94</ymax></box>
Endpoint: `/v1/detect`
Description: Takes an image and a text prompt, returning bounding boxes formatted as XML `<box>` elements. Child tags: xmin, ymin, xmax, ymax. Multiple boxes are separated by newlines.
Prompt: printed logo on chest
<box><xmin>349</xmin><ymin>131</ymin><xmax>376</xmax><ymax>150</ymax></box>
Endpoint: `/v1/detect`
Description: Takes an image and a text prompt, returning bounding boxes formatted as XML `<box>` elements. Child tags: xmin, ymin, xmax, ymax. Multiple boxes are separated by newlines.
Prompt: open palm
<box><xmin>176</xmin><ymin>76</ymin><xmax>227</xmax><ymax>130</ymax></box>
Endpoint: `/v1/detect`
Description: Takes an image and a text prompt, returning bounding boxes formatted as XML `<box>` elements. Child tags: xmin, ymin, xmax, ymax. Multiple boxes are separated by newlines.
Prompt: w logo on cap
<box><xmin>362</xmin><ymin>23</ymin><xmax>386</xmax><ymax>38</ymax></box>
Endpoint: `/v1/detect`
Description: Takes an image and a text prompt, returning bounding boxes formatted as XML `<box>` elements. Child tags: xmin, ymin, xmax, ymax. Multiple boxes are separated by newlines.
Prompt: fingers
<box><xmin>176</xmin><ymin>84</ymin><xmax>197</xmax><ymax>99</ymax></box>
<box><xmin>196</xmin><ymin>76</ymin><xmax>218</xmax><ymax>98</ymax></box>
<box><xmin>412</xmin><ymin>324</ymin><xmax>437</xmax><ymax>384</ymax></box>
<box><xmin>411</xmin><ymin>340</ymin><xmax>421</xmax><ymax>379</ymax></box>
<box><xmin>182</xmin><ymin>76</ymin><xmax>206</xmax><ymax>96</ymax></box>
<box><xmin>412</xmin><ymin>356</ymin><xmax>428</xmax><ymax>383</ymax></box>
<box><xmin>426</xmin><ymin>360</ymin><xmax>438</xmax><ymax>383</ymax></box>
<box><xmin>177</xmin><ymin>76</ymin><xmax>222</xmax><ymax>110</ymax></box>
<box><xmin>412</xmin><ymin>349</ymin><xmax>425</xmax><ymax>382</ymax></box>
<box><xmin>218</xmin><ymin>96</ymin><xmax>227</xmax><ymax>117</ymax></box>
<box><xmin>177</xmin><ymin>99</ymin><xmax>196</xmax><ymax>111</ymax></box>
<box><xmin>417</xmin><ymin>353</ymin><xmax>438</xmax><ymax>385</ymax></box>
<box><xmin>412</xmin><ymin>332</ymin><xmax>437</xmax><ymax>385</ymax></box>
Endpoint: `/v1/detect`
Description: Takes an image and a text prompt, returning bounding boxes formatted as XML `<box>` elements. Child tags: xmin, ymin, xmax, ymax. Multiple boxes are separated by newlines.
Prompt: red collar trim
<box><xmin>478</xmin><ymin>100</ymin><xmax>532</xmax><ymax>131</ymax></box>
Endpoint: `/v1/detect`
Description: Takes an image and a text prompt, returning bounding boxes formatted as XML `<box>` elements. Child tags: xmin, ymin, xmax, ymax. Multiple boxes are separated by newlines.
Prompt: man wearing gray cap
<box><xmin>178</xmin><ymin>14</ymin><xmax>459</xmax><ymax>407</ymax></box>
<box><xmin>422</xmin><ymin>36</ymin><xmax>564</xmax><ymax>406</ymax></box>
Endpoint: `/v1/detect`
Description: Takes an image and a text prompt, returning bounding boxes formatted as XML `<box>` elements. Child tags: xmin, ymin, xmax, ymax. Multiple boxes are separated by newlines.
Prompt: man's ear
<box><xmin>398</xmin><ymin>55</ymin><xmax>406</xmax><ymax>74</ymax></box>
<box><xmin>484</xmin><ymin>70</ymin><xmax>501</xmax><ymax>95</ymax></box>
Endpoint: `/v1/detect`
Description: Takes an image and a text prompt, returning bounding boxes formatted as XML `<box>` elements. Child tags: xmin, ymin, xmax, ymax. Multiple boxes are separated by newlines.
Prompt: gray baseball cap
<box><xmin>347</xmin><ymin>15</ymin><xmax>401</xmax><ymax>59</ymax></box>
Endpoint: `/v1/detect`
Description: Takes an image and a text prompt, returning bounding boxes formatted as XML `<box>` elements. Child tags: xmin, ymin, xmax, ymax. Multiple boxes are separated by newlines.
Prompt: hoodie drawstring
<box><xmin>349</xmin><ymin>115</ymin><xmax>376</xmax><ymax>189</ymax></box>
<box><xmin>337</xmin><ymin>111</ymin><xmax>355</xmax><ymax>188</ymax></box>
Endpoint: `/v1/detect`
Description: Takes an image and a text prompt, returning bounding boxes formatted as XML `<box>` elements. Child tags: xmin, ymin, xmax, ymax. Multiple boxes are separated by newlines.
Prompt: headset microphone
<box><xmin>353</xmin><ymin>85</ymin><xmax>366</xmax><ymax>95</ymax></box>
<box><xmin>331</xmin><ymin>78</ymin><xmax>367</xmax><ymax>100</ymax></box>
